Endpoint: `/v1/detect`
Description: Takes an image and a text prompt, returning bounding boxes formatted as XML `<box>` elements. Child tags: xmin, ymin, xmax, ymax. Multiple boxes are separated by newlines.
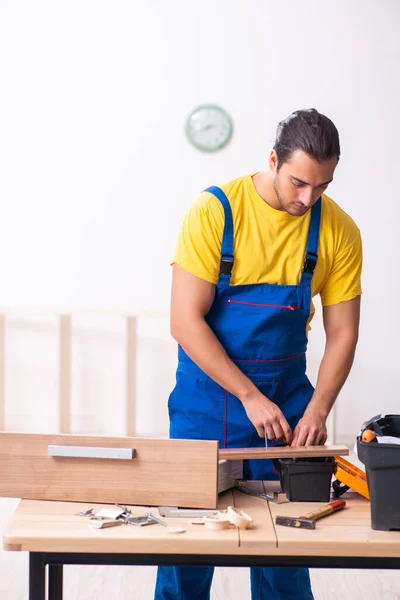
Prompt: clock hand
<box><xmin>195</xmin><ymin>123</ymin><xmax>218</xmax><ymax>132</ymax></box>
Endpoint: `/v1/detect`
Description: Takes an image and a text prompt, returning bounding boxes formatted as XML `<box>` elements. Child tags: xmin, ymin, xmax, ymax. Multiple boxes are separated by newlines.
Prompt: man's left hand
<box><xmin>291</xmin><ymin>412</ymin><xmax>327</xmax><ymax>447</ymax></box>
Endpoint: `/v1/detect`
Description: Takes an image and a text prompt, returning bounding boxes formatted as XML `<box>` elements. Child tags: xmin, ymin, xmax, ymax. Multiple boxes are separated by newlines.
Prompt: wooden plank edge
<box><xmin>219</xmin><ymin>445</ymin><xmax>349</xmax><ymax>461</ymax></box>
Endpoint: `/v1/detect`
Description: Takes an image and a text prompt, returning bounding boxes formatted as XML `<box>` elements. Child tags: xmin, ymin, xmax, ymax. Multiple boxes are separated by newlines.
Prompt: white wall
<box><xmin>1</xmin><ymin>0</ymin><xmax>400</xmax><ymax>598</ymax></box>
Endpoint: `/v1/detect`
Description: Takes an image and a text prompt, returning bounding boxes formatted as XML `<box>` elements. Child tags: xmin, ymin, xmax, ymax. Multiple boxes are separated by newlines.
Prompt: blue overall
<box><xmin>155</xmin><ymin>186</ymin><xmax>321</xmax><ymax>600</ymax></box>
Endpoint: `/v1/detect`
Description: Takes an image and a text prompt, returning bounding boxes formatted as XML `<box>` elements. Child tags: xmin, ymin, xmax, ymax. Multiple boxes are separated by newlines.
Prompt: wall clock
<box><xmin>185</xmin><ymin>104</ymin><xmax>233</xmax><ymax>152</ymax></box>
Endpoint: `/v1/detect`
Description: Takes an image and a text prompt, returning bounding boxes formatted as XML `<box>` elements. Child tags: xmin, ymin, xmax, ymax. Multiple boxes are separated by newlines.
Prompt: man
<box><xmin>155</xmin><ymin>109</ymin><xmax>362</xmax><ymax>600</ymax></box>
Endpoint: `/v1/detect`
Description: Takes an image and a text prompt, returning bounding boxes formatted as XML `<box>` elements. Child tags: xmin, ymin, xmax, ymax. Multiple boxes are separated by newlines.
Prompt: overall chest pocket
<box><xmin>226</xmin><ymin>299</ymin><xmax>300</xmax><ymax>311</ymax></box>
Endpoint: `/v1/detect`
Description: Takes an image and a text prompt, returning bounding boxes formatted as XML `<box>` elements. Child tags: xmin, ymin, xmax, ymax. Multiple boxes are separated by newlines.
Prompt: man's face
<box><xmin>271</xmin><ymin>149</ymin><xmax>338</xmax><ymax>216</ymax></box>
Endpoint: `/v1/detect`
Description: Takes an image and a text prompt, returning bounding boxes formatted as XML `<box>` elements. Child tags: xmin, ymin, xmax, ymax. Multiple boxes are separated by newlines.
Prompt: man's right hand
<box><xmin>240</xmin><ymin>391</ymin><xmax>293</xmax><ymax>444</ymax></box>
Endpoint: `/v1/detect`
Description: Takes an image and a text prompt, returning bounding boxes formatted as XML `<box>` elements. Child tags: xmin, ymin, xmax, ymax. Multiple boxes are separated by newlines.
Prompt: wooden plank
<box><xmin>3</xmin><ymin>493</ymin><xmax>240</xmax><ymax>554</ymax></box>
<box><xmin>270</xmin><ymin>491</ymin><xmax>400</xmax><ymax>557</ymax></box>
<box><xmin>126</xmin><ymin>316</ymin><xmax>137</xmax><ymax>437</ymax></box>
<box><xmin>59</xmin><ymin>315</ymin><xmax>72</xmax><ymax>434</ymax></box>
<box><xmin>0</xmin><ymin>314</ymin><xmax>5</xmax><ymax>431</ymax></box>
<box><xmin>219</xmin><ymin>445</ymin><xmax>349</xmax><ymax>461</ymax></box>
<box><xmin>0</xmin><ymin>433</ymin><xmax>219</xmax><ymax>509</ymax></box>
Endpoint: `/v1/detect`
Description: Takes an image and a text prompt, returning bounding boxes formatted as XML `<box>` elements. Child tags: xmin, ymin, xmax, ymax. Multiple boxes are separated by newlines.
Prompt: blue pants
<box><xmin>157</xmin><ymin>362</ymin><xmax>315</xmax><ymax>600</ymax></box>
<box><xmin>154</xmin><ymin>565</ymin><xmax>313</xmax><ymax>599</ymax></box>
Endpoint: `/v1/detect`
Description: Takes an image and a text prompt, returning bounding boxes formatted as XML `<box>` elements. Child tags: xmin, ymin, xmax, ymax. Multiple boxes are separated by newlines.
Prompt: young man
<box><xmin>155</xmin><ymin>109</ymin><xmax>362</xmax><ymax>600</ymax></box>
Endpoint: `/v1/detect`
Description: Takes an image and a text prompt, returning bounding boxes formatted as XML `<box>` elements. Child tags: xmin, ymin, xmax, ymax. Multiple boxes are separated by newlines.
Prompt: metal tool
<box><xmin>89</xmin><ymin>518</ymin><xmax>124</xmax><ymax>529</ymax></box>
<box><xmin>275</xmin><ymin>499</ymin><xmax>346</xmax><ymax>529</ymax></box>
<box><xmin>263</xmin><ymin>421</ymin><xmax>268</xmax><ymax>449</ymax></box>
<box><xmin>146</xmin><ymin>512</ymin><xmax>168</xmax><ymax>527</ymax></box>
<box><xmin>75</xmin><ymin>508</ymin><xmax>94</xmax><ymax>517</ymax></box>
<box><xmin>262</xmin><ymin>422</ymin><xmax>289</xmax><ymax>448</ymax></box>
<box><xmin>125</xmin><ymin>515</ymin><xmax>156</xmax><ymax>526</ymax></box>
<box><xmin>235</xmin><ymin>480</ymin><xmax>287</xmax><ymax>504</ymax></box>
<box><xmin>145</xmin><ymin>512</ymin><xmax>186</xmax><ymax>534</ymax></box>
<box><xmin>75</xmin><ymin>504</ymin><xmax>138</xmax><ymax>526</ymax></box>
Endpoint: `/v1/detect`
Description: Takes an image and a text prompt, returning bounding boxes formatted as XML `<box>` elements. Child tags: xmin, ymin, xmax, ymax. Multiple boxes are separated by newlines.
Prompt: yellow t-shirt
<box><xmin>172</xmin><ymin>173</ymin><xmax>362</xmax><ymax>330</ymax></box>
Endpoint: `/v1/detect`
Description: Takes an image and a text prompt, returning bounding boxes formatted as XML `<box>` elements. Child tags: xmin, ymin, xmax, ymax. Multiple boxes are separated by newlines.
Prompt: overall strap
<box><xmin>300</xmin><ymin>197</ymin><xmax>322</xmax><ymax>286</ymax></box>
<box><xmin>203</xmin><ymin>186</ymin><xmax>234</xmax><ymax>288</ymax></box>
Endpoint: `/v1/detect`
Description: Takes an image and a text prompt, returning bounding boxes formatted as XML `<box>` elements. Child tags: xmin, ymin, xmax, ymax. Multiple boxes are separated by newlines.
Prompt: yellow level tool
<box><xmin>333</xmin><ymin>456</ymin><xmax>370</xmax><ymax>500</ymax></box>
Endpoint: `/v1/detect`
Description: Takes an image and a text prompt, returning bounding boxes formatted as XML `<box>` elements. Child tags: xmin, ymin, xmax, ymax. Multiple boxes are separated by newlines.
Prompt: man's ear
<box><xmin>269</xmin><ymin>149</ymin><xmax>279</xmax><ymax>173</ymax></box>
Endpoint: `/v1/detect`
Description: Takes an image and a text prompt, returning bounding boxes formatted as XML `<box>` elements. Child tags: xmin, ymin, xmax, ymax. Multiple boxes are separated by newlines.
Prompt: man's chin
<box><xmin>285</xmin><ymin>204</ymin><xmax>309</xmax><ymax>217</ymax></box>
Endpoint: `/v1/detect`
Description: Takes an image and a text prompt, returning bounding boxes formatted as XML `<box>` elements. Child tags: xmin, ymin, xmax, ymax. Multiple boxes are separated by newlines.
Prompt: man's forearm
<box><xmin>172</xmin><ymin>317</ymin><xmax>259</xmax><ymax>402</ymax></box>
<box><xmin>305</xmin><ymin>333</ymin><xmax>358</xmax><ymax>419</ymax></box>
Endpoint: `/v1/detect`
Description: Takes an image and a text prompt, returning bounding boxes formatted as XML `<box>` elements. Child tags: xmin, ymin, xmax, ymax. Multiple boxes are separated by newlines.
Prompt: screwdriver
<box><xmin>263</xmin><ymin>422</ymin><xmax>288</xmax><ymax>447</ymax></box>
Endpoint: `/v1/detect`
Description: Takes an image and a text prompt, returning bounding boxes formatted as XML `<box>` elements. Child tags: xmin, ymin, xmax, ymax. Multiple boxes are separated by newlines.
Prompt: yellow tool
<box><xmin>333</xmin><ymin>456</ymin><xmax>369</xmax><ymax>500</ymax></box>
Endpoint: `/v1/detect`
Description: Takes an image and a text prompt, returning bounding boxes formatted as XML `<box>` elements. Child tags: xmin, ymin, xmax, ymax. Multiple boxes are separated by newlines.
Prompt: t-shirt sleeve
<box><xmin>320</xmin><ymin>227</ymin><xmax>363</xmax><ymax>306</ymax></box>
<box><xmin>171</xmin><ymin>193</ymin><xmax>224</xmax><ymax>284</ymax></box>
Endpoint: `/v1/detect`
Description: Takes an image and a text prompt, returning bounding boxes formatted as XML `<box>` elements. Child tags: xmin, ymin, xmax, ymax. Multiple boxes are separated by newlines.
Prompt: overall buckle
<box><xmin>302</xmin><ymin>252</ymin><xmax>318</xmax><ymax>275</ymax></box>
<box><xmin>220</xmin><ymin>255</ymin><xmax>234</xmax><ymax>276</ymax></box>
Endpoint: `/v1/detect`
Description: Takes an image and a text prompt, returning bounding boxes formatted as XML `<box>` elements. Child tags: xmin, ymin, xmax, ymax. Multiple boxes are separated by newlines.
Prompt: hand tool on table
<box><xmin>275</xmin><ymin>499</ymin><xmax>346</xmax><ymax>530</ymax></box>
<box><xmin>235</xmin><ymin>479</ymin><xmax>288</xmax><ymax>503</ymax></box>
<box><xmin>76</xmin><ymin>504</ymin><xmax>137</xmax><ymax>527</ymax></box>
<box><xmin>145</xmin><ymin>512</ymin><xmax>186</xmax><ymax>534</ymax></box>
<box><xmin>75</xmin><ymin>508</ymin><xmax>94</xmax><ymax>517</ymax></box>
<box><xmin>113</xmin><ymin>506</ymin><xmax>156</xmax><ymax>527</ymax></box>
<box><xmin>89</xmin><ymin>518</ymin><xmax>123</xmax><ymax>529</ymax></box>
<box><xmin>126</xmin><ymin>516</ymin><xmax>156</xmax><ymax>527</ymax></box>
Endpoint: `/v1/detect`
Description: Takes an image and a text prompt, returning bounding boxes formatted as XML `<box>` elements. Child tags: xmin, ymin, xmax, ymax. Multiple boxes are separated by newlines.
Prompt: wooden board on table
<box><xmin>219</xmin><ymin>445</ymin><xmax>349</xmax><ymax>461</ymax></box>
<box><xmin>0</xmin><ymin>432</ymin><xmax>219</xmax><ymax>509</ymax></box>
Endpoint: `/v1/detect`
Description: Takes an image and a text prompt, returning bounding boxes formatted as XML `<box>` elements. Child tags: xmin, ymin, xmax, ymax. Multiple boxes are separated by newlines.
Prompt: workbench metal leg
<box><xmin>49</xmin><ymin>564</ymin><xmax>63</xmax><ymax>600</ymax></box>
<box><xmin>29</xmin><ymin>553</ymin><xmax>46</xmax><ymax>600</ymax></box>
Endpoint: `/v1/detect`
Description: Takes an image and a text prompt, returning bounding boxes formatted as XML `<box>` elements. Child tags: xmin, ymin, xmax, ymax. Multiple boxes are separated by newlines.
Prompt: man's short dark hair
<box><xmin>273</xmin><ymin>108</ymin><xmax>340</xmax><ymax>169</ymax></box>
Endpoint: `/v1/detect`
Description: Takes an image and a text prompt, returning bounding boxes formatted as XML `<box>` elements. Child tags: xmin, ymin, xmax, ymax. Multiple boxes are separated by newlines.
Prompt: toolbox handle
<box><xmin>48</xmin><ymin>445</ymin><xmax>135</xmax><ymax>460</ymax></box>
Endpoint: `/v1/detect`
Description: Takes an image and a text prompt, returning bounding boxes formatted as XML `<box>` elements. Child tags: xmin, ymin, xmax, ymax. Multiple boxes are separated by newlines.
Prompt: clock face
<box><xmin>185</xmin><ymin>104</ymin><xmax>233</xmax><ymax>152</ymax></box>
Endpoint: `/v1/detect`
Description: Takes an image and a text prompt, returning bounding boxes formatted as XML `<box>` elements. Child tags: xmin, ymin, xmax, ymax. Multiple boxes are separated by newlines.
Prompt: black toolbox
<box><xmin>357</xmin><ymin>414</ymin><xmax>400</xmax><ymax>531</ymax></box>
<box><xmin>274</xmin><ymin>456</ymin><xmax>335</xmax><ymax>502</ymax></box>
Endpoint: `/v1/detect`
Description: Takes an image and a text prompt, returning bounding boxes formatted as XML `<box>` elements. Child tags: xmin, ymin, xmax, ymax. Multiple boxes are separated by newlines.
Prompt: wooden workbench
<box><xmin>4</xmin><ymin>482</ymin><xmax>400</xmax><ymax>600</ymax></box>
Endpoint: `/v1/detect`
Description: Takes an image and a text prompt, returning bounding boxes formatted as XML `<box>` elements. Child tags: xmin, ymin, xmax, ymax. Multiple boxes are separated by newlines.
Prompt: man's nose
<box><xmin>299</xmin><ymin>190</ymin><xmax>313</xmax><ymax>207</ymax></box>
